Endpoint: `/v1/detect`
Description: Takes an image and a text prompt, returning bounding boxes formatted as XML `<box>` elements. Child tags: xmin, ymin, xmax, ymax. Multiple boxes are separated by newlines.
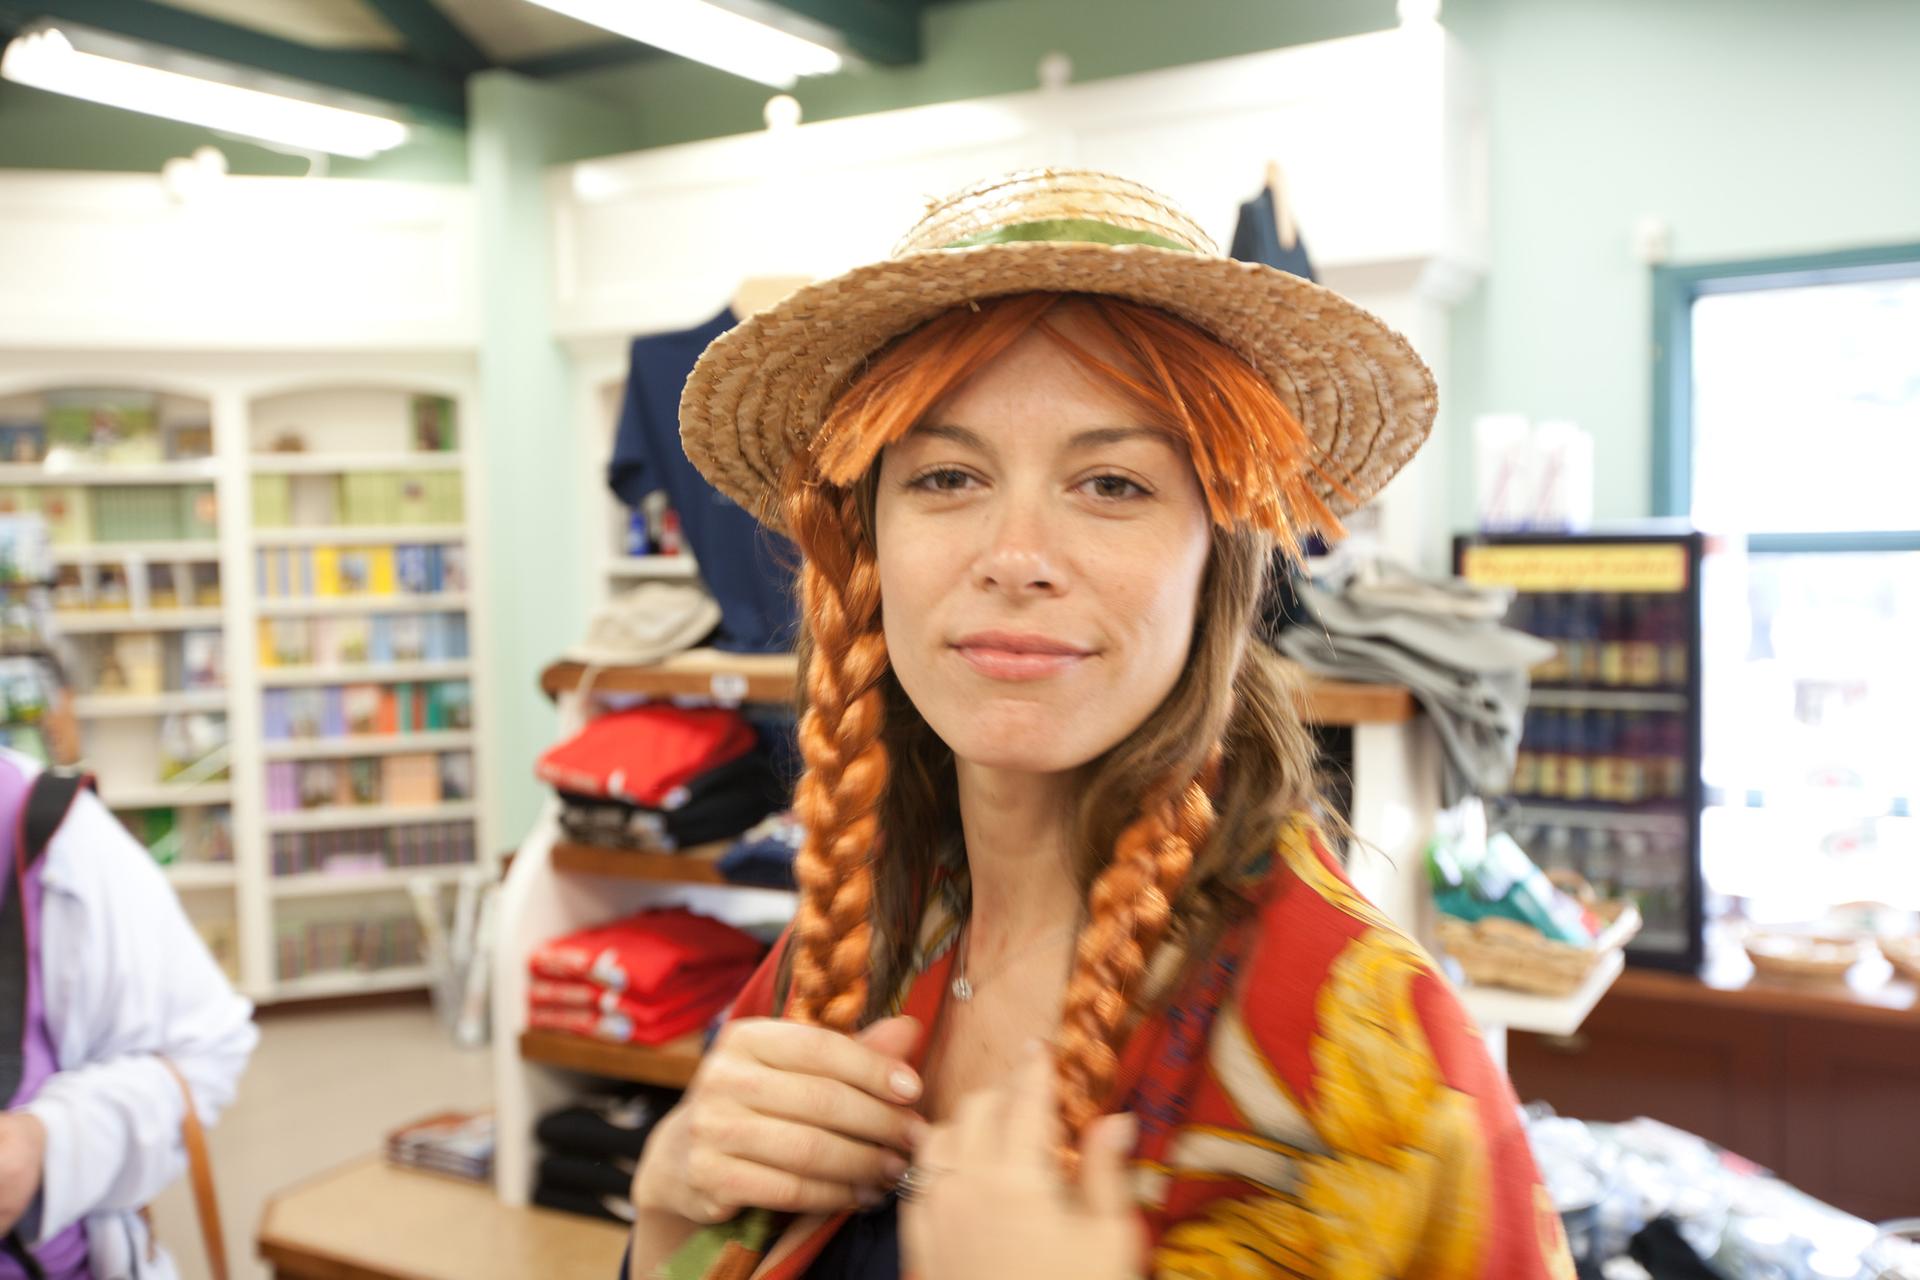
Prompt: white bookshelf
<box><xmin>0</xmin><ymin>371</ymin><xmax>494</xmax><ymax>1006</ymax></box>
<box><xmin>73</xmin><ymin>689</ymin><xmax>229</xmax><ymax>717</ymax></box>
<box><xmin>52</xmin><ymin>541</ymin><xmax>220</xmax><ymax>564</ymax></box>
<box><xmin>256</xmin><ymin>593</ymin><xmax>468</xmax><ymax>617</ymax></box>
<box><xmin>270</xmin><ymin>863</ymin><xmax>474</xmax><ymax>899</ymax></box>
<box><xmin>263</xmin><ymin>731</ymin><xmax>474</xmax><ymax>761</ymax></box>
<box><xmin>264</xmin><ymin>801</ymin><xmax>478</xmax><ymax>835</ymax></box>
<box><xmin>258</xmin><ymin>660</ymin><xmax>472</xmax><ymax>687</ymax></box>
<box><xmin>251</xmin><ymin>524</ymin><xmax>465</xmax><ymax>546</ymax></box>
<box><xmin>250</xmin><ymin>452</ymin><xmax>465</xmax><ymax>475</ymax></box>
<box><xmin>51</xmin><ymin>608</ymin><xmax>225</xmax><ymax>633</ymax></box>
<box><xmin>101</xmin><ymin>782</ymin><xmax>234</xmax><ymax>809</ymax></box>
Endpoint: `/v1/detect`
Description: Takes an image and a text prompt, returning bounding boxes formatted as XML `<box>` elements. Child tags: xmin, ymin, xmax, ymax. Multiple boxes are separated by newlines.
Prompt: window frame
<box><xmin>1650</xmin><ymin>240</ymin><xmax>1920</xmax><ymax>550</ymax></box>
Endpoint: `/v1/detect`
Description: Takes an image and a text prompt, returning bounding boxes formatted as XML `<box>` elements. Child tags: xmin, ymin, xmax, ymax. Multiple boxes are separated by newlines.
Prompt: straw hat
<box><xmin>679</xmin><ymin>168</ymin><xmax>1436</xmax><ymax>529</ymax></box>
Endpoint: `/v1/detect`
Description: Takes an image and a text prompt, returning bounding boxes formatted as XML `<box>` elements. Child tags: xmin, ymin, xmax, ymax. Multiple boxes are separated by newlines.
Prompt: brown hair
<box><xmin>777</xmin><ymin>293</ymin><xmax>1340</xmax><ymax>1161</ymax></box>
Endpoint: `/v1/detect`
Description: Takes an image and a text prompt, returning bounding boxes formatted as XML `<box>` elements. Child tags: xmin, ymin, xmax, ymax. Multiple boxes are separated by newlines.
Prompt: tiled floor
<box><xmin>146</xmin><ymin>1000</ymin><xmax>494</xmax><ymax>1280</ymax></box>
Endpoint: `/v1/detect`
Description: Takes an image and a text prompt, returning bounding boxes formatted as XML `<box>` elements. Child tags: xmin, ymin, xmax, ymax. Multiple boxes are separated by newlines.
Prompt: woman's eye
<box><xmin>1080</xmin><ymin>473</ymin><xmax>1148</xmax><ymax>501</ymax></box>
<box><xmin>910</xmin><ymin>467</ymin><xmax>977</xmax><ymax>492</ymax></box>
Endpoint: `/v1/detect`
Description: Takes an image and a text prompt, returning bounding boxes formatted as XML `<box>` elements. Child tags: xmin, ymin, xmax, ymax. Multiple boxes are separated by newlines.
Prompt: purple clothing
<box><xmin>0</xmin><ymin>763</ymin><xmax>90</xmax><ymax>1280</ymax></box>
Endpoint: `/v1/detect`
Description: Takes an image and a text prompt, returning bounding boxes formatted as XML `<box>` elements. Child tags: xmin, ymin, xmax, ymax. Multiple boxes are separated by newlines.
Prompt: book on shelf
<box><xmin>0</xmin><ymin>421</ymin><xmax>45</xmax><ymax>465</ymax></box>
<box><xmin>382</xmin><ymin>753</ymin><xmax>441</xmax><ymax>807</ymax></box>
<box><xmin>110</xmin><ymin>633</ymin><xmax>165</xmax><ymax>696</ymax></box>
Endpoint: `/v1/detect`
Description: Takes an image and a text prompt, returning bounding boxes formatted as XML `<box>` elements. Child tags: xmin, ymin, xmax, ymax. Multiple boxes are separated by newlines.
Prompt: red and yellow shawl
<box><xmin>663</xmin><ymin>818</ymin><xmax>1576</xmax><ymax>1279</ymax></box>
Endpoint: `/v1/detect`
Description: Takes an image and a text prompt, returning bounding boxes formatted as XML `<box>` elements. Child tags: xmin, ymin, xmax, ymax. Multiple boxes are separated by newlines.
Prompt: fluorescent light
<box><xmin>1</xmin><ymin>26</ymin><xmax>409</xmax><ymax>158</ymax></box>
<box><xmin>530</xmin><ymin>0</ymin><xmax>844</xmax><ymax>89</ymax></box>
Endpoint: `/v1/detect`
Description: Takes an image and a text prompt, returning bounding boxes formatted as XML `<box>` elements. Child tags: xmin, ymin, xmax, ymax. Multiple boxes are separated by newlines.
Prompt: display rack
<box><xmin>0</xmin><ymin>373</ymin><xmax>494</xmax><ymax>1004</ymax></box>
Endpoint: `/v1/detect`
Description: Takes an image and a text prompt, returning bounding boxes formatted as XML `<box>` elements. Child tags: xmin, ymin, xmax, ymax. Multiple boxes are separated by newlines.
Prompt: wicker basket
<box><xmin>1742</xmin><ymin>932</ymin><xmax>1862</xmax><ymax>984</ymax></box>
<box><xmin>1439</xmin><ymin>891</ymin><xmax>1642</xmax><ymax>998</ymax></box>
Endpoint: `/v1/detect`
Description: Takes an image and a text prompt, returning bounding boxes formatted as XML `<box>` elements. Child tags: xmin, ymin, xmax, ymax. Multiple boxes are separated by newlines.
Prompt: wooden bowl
<box><xmin>1743</xmin><ymin>932</ymin><xmax>1862</xmax><ymax>983</ymax></box>
<box><xmin>1878</xmin><ymin>935</ymin><xmax>1920</xmax><ymax>985</ymax></box>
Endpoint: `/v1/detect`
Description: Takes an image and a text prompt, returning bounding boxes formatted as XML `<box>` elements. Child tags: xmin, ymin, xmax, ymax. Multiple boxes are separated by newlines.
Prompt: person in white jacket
<box><xmin>0</xmin><ymin>748</ymin><xmax>258</xmax><ymax>1280</ymax></box>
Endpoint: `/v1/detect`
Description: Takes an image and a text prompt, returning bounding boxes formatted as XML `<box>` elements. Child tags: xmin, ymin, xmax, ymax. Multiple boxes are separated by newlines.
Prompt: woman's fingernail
<box><xmin>883</xmin><ymin>1153</ymin><xmax>910</xmax><ymax>1182</ymax></box>
<box><xmin>856</xmin><ymin>1186</ymin><xmax>886</xmax><ymax>1209</ymax></box>
<box><xmin>890</xmin><ymin>1067</ymin><xmax>922</xmax><ymax>1101</ymax></box>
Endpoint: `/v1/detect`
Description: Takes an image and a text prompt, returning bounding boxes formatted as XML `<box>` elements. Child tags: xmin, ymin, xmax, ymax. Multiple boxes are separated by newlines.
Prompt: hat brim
<box><xmin>679</xmin><ymin>240</ymin><xmax>1436</xmax><ymax>533</ymax></box>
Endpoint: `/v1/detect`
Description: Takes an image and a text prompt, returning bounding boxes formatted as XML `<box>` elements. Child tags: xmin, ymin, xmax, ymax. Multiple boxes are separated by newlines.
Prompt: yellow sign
<box><xmin>1460</xmin><ymin>543</ymin><xmax>1690</xmax><ymax>593</ymax></box>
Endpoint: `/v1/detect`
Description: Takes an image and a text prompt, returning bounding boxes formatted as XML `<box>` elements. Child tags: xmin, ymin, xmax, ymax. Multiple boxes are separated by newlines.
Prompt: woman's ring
<box><xmin>895</xmin><ymin>1163</ymin><xmax>949</xmax><ymax>1202</ymax></box>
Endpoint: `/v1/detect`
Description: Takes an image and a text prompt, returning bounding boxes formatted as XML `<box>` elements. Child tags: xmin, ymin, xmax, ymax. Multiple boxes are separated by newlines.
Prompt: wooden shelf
<box><xmin>541</xmin><ymin>652</ymin><xmax>1417</xmax><ymax>725</ymax></box>
<box><xmin>519</xmin><ymin>1029</ymin><xmax>703</xmax><ymax>1089</ymax></box>
<box><xmin>165</xmin><ymin>862</ymin><xmax>237</xmax><ymax>891</ymax></box>
<box><xmin>550</xmin><ymin>839</ymin><xmax>749</xmax><ymax>886</ymax></box>
<box><xmin>541</xmin><ymin>651</ymin><xmax>797</xmax><ymax>704</ymax></box>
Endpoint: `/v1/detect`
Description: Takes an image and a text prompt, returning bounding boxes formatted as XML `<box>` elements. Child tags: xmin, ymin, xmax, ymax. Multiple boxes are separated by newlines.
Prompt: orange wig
<box><xmin>779</xmin><ymin>291</ymin><xmax>1343</xmax><ymax>1160</ymax></box>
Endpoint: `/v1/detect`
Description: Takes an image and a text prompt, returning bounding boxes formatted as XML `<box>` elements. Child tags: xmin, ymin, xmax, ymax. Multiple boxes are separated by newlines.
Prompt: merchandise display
<box><xmin>1458</xmin><ymin>532</ymin><xmax>1708</xmax><ymax>968</ymax></box>
<box><xmin>527</xmin><ymin>907</ymin><xmax>763</xmax><ymax>1045</ymax></box>
<box><xmin>387</xmin><ymin>1111</ymin><xmax>494</xmax><ymax>1183</ymax></box>
<box><xmin>609</xmin><ymin>309</ymin><xmax>797</xmax><ymax>653</ymax></box>
<box><xmin>531</xmin><ymin>1090</ymin><xmax>679</xmax><ymax>1224</ymax></box>
<box><xmin>536</xmin><ymin>704</ymin><xmax>758</xmax><ymax>808</ymax></box>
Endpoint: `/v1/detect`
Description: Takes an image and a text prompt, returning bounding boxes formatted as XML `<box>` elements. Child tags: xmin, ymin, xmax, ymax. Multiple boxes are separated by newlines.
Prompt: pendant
<box><xmin>950</xmin><ymin>975</ymin><xmax>973</xmax><ymax>1002</ymax></box>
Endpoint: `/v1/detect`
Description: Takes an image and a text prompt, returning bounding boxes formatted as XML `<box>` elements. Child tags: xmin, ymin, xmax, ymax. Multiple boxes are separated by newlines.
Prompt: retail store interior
<box><xmin>0</xmin><ymin>0</ymin><xmax>1914</xmax><ymax>1277</ymax></box>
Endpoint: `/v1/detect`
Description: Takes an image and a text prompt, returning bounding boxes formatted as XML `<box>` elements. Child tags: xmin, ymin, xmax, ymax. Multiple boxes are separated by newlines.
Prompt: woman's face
<box><xmin>873</xmin><ymin>315</ymin><xmax>1212</xmax><ymax>776</ymax></box>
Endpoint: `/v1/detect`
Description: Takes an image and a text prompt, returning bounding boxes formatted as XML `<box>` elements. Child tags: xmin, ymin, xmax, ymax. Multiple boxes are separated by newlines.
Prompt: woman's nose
<box><xmin>974</xmin><ymin>495</ymin><xmax>1066</xmax><ymax>596</ymax></box>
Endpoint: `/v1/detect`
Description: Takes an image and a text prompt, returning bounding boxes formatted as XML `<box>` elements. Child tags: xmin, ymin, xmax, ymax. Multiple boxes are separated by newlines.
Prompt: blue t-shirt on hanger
<box><xmin>609</xmin><ymin>307</ymin><xmax>798</xmax><ymax>653</ymax></box>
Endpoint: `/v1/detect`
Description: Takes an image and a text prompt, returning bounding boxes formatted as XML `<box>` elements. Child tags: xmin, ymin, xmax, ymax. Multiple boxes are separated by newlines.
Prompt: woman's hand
<box><xmin>902</xmin><ymin>1047</ymin><xmax>1145</xmax><ymax>1280</ymax></box>
<box><xmin>631</xmin><ymin>1015</ymin><xmax>925</xmax><ymax>1224</ymax></box>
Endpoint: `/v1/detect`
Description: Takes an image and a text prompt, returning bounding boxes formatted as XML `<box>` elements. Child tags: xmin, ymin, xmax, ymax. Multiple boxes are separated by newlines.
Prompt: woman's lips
<box><xmin>951</xmin><ymin>632</ymin><xmax>1092</xmax><ymax>682</ymax></box>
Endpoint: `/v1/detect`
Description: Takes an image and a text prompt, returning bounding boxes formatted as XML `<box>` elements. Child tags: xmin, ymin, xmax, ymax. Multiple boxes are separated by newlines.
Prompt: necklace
<box><xmin>949</xmin><ymin>920</ymin><xmax>1076</xmax><ymax>1003</ymax></box>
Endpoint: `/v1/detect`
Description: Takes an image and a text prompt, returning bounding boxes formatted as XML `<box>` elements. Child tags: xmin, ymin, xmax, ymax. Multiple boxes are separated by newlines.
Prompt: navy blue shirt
<box><xmin>610</xmin><ymin>307</ymin><xmax>798</xmax><ymax>653</ymax></box>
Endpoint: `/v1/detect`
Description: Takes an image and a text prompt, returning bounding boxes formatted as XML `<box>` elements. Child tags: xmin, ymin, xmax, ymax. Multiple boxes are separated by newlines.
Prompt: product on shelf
<box><xmin>158</xmin><ymin>711</ymin><xmax>230</xmax><ymax>782</ymax></box>
<box><xmin>262</xmin><ymin>679</ymin><xmax>472</xmax><ymax>740</ymax></box>
<box><xmin>268</xmin><ymin>820</ymin><xmax>475</xmax><ymax>876</ymax></box>
<box><xmin>409</xmin><ymin>395</ymin><xmax>459</xmax><ymax>454</ymax></box>
<box><xmin>44</xmin><ymin>390</ymin><xmax>160</xmax><ymax>466</ymax></box>
<box><xmin>275</xmin><ymin>911</ymin><xmax>424</xmax><ymax>981</ymax></box>
<box><xmin>528</xmin><ymin>907</ymin><xmax>764</xmax><ymax>1047</ymax></box>
<box><xmin>386</xmin><ymin>1111</ymin><xmax>492</xmax><ymax>1183</ymax></box>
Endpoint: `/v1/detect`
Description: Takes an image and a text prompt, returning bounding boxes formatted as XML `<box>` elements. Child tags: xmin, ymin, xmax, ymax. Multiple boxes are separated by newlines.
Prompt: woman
<box><xmin>625</xmin><ymin>170</ymin><xmax>1574</xmax><ymax>1278</ymax></box>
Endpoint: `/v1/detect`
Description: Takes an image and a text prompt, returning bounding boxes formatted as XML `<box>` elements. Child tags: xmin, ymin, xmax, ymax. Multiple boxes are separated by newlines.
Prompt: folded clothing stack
<box><xmin>531</xmin><ymin>1089</ymin><xmax>679</xmax><ymax>1224</ymax></box>
<box><xmin>539</xmin><ymin>704</ymin><xmax>789</xmax><ymax>852</ymax></box>
<box><xmin>717</xmin><ymin>810</ymin><xmax>804</xmax><ymax>890</ymax></box>
<box><xmin>385</xmin><ymin>1110</ymin><xmax>494</xmax><ymax>1183</ymax></box>
<box><xmin>528</xmin><ymin>906</ymin><xmax>764</xmax><ymax>1046</ymax></box>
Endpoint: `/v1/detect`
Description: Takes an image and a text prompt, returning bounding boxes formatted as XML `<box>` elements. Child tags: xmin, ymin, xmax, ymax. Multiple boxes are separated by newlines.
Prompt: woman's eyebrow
<box><xmin>903</xmin><ymin>422</ymin><xmax>992</xmax><ymax>451</ymax></box>
<box><xmin>1067</xmin><ymin>425</ymin><xmax>1181</xmax><ymax>451</ymax></box>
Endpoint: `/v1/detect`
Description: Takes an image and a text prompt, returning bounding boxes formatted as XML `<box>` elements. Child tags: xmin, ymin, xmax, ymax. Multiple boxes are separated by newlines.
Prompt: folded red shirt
<box><xmin>529</xmin><ymin>966</ymin><xmax>752</xmax><ymax>1021</ymax></box>
<box><xmin>536</xmin><ymin>705</ymin><xmax>758</xmax><ymax>807</ymax></box>
<box><xmin>528</xmin><ymin>999</ymin><xmax>732</xmax><ymax>1047</ymax></box>
<box><xmin>529</xmin><ymin>907</ymin><xmax>765</xmax><ymax>998</ymax></box>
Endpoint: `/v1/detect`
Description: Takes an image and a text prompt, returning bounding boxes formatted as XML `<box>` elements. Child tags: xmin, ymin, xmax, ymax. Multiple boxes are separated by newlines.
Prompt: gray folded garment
<box><xmin>1281</xmin><ymin>574</ymin><xmax>1551</xmax><ymax>804</ymax></box>
<box><xmin>1344</xmin><ymin>558</ymin><xmax>1516</xmax><ymax>623</ymax></box>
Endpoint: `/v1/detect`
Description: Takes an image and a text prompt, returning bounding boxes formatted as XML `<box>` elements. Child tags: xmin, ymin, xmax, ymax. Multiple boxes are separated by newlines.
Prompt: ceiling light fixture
<box><xmin>0</xmin><ymin>23</ymin><xmax>410</xmax><ymax>158</ymax></box>
<box><xmin>528</xmin><ymin>0</ymin><xmax>844</xmax><ymax>89</ymax></box>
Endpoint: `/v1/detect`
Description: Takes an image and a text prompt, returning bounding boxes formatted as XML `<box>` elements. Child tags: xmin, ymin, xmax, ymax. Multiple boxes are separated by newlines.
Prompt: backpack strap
<box><xmin>21</xmin><ymin>769</ymin><xmax>91</xmax><ymax>872</ymax></box>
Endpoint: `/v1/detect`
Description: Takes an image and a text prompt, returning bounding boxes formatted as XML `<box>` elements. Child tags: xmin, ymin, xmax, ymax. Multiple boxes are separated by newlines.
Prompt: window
<box><xmin>1654</xmin><ymin>246</ymin><xmax>1920</xmax><ymax>918</ymax></box>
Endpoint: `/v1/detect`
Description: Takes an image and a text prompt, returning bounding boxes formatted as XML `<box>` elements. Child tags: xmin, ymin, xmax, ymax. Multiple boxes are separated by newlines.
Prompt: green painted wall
<box><xmin>468</xmin><ymin>70</ymin><xmax>648</xmax><ymax>843</ymax></box>
<box><xmin>1441</xmin><ymin>0</ymin><xmax>1920</xmax><ymax>528</ymax></box>
<box><xmin>0</xmin><ymin>79</ymin><xmax>469</xmax><ymax>179</ymax></box>
<box><xmin>560</xmin><ymin>0</ymin><xmax>1397</xmax><ymax>149</ymax></box>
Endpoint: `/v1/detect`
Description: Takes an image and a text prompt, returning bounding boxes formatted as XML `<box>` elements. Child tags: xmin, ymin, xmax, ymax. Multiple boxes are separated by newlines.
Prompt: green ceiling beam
<box><xmin>507</xmin><ymin>40</ymin><xmax>664</xmax><ymax>79</ymax></box>
<box><xmin>14</xmin><ymin>0</ymin><xmax>467</xmax><ymax>122</ymax></box>
<box><xmin>360</xmin><ymin>0</ymin><xmax>490</xmax><ymax>77</ymax></box>
<box><xmin>769</xmin><ymin>0</ymin><xmax>923</xmax><ymax>65</ymax></box>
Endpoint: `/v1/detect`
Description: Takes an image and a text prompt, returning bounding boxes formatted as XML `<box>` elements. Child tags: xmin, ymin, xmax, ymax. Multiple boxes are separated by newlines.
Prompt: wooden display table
<box><xmin>259</xmin><ymin>1158</ymin><xmax>628</xmax><ymax>1280</ymax></box>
